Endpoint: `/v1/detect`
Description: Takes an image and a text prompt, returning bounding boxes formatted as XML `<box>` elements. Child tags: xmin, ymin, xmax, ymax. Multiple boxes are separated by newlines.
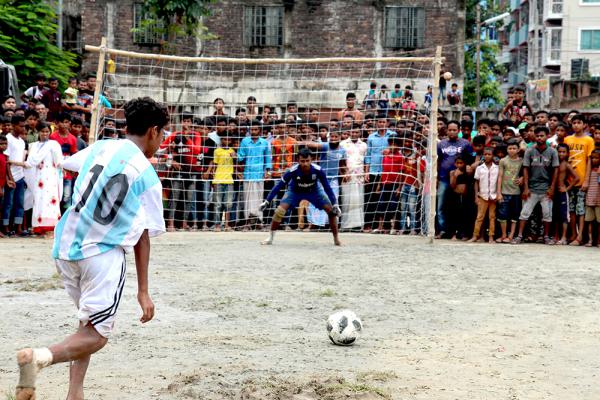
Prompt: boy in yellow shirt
<box><xmin>564</xmin><ymin>114</ymin><xmax>595</xmax><ymax>245</ymax></box>
<box><xmin>205</xmin><ymin>134</ymin><xmax>236</xmax><ymax>231</ymax></box>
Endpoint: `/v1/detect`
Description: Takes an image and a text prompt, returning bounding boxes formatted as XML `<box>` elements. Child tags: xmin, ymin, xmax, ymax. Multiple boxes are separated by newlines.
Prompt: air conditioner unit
<box><xmin>571</xmin><ymin>58</ymin><xmax>590</xmax><ymax>79</ymax></box>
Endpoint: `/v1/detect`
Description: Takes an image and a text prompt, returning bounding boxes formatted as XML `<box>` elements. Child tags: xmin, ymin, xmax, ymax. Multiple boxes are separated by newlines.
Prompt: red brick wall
<box><xmin>81</xmin><ymin>0</ymin><xmax>464</xmax><ymax>77</ymax></box>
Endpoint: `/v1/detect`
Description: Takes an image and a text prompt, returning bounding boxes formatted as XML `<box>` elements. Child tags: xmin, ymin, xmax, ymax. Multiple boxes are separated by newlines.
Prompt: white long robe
<box><xmin>24</xmin><ymin>140</ymin><xmax>63</xmax><ymax>231</ymax></box>
<box><xmin>340</xmin><ymin>139</ymin><xmax>367</xmax><ymax>229</ymax></box>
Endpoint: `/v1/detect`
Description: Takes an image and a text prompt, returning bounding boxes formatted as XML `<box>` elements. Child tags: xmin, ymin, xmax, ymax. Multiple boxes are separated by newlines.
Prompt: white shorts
<box><xmin>55</xmin><ymin>247</ymin><xmax>126</xmax><ymax>338</ymax></box>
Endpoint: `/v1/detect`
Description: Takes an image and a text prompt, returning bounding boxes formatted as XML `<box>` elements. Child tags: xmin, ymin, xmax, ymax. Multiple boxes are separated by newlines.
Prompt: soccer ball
<box><xmin>326</xmin><ymin>310</ymin><xmax>362</xmax><ymax>346</ymax></box>
<box><xmin>443</xmin><ymin>71</ymin><xmax>453</xmax><ymax>81</ymax></box>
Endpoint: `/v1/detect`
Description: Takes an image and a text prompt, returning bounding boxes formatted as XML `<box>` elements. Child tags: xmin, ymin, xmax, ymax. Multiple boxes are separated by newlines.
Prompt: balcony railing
<box><xmin>545</xmin><ymin>49</ymin><xmax>561</xmax><ymax>66</ymax></box>
<box><xmin>518</xmin><ymin>24</ymin><xmax>529</xmax><ymax>45</ymax></box>
<box><xmin>508</xmin><ymin>64</ymin><xmax>528</xmax><ymax>86</ymax></box>
<box><xmin>497</xmin><ymin>46</ymin><xmax>511</xmax><ymax>64</ymax></box>
<box><xmin>509</xmin><ymin>31</ymin><xmax>518</xmax><ymax>49</ymax></box>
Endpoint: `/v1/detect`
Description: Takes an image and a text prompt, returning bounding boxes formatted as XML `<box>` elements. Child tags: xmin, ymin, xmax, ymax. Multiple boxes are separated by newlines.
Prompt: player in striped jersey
<box><xmin>15</xmin><ymin>97</ymin><xmax>168</xmax><ymax>400</ymax></box>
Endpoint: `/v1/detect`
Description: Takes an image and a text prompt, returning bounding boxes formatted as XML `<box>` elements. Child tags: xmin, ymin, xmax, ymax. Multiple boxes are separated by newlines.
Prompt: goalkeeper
<box><xmin>259</xmin><ymin>148</ymin><xmax>341</xmax><ymax>246</ymax></box>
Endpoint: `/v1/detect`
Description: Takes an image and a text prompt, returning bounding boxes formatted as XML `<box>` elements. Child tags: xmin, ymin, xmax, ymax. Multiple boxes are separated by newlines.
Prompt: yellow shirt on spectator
<box><xmin>107</xmin><ymin>59</ymin><xmax>116</xmax><ymax>74</ymax></box>
<box><xmin>564</xmin><ymin>134</ymin><xmax>594</xmax><ymax>187</ymax></box>
<box><xmin>213</xmin><ymin>147</ymin><xmax>235</xmax><ymax>184</ymax></box>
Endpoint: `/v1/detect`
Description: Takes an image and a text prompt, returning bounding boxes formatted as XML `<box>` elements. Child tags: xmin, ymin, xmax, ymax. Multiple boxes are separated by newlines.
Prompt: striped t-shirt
<box><xmin>586</xmin><ymin>168</ymin><xmax>600</xmax><ymax>207</ymax></box>
<box><xmin>52</xmin><ymin>139</ymin><xmax>165</xmax><ymax>261</ymax></box>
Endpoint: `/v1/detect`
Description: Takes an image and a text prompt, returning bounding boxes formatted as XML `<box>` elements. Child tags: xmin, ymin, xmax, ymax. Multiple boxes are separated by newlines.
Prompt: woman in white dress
<box><xmin>24</xmin><ymin>121</ymin><xmax>63</xmax><ymax>236</ymax></box>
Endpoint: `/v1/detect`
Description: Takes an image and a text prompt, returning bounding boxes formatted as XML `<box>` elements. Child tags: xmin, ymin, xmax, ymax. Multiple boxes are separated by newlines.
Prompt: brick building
<box><xmin>63</xmin><ymin>0</ymin><xmax>465</xmax><ymax>111</ymax></box>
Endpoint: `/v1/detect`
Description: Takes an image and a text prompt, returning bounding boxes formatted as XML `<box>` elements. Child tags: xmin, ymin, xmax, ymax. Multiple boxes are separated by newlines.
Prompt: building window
<box><xmin>384</xmin><ymin>7</ymin><xmax>425</xmax><ymax>49</ymax></box>
<box><xmin>581</xmin><ymin>0</ymin><xmax>600</xmax><ymax>4</ymax></box>
<box><xmin>549</xmin><ymin>0</ymin><xmax>563</xmax><ymax>14</ymax></box>
<box><xmin>62</xmin><ymin>15</ymin><xmax>82</xmax><ymax>53</ymax></box>
<box><xmin>581</xmin><ymin>29</ymin><xmax>600</xmax><ymax>50</ymax></box>
<box><xmin>133</xmin><ymin>3</ymin><xmax>164</xmax><ymax>45</ymax></box>
<box><xmin>546</xmin><ymin>28</ymin><xmax>561</xmax><ymax>62</ymax></box>
<box><xmin>243</xmin><ymin>6</ymin><xmax>283</xmax><ymax>47</ymax></box>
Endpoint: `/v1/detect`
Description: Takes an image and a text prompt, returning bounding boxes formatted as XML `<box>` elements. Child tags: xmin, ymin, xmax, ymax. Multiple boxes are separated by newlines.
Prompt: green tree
<box><xmin>0</xmin><ymin>0</ymin><xmax>78</xmax><ymax>90</ymax></box>
<box><xmin>463</xmin><ymin>42</ymin><xmax>505</xmax><ymax>107</ymax></box>
<box><xmin>463</xmin><ymin>0</ymin><xmax>507</xmax><ymax>108</ymax></box>
<box><xmin>137</xmin><ymin>0</ymin><xmax>218</xmax><ymax>48</ymax></box>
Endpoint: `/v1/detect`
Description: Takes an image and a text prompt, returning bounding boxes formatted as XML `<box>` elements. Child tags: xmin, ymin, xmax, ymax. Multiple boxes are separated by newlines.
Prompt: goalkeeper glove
<box><xmin>259</xmin><ymin>200</ymin><xmax>270</xmax><ymax>212</ymax></box>
<box><xmin>332</xmin><ymin>204</ymin><xmax>342</xmax><ymax>216</ymax></box>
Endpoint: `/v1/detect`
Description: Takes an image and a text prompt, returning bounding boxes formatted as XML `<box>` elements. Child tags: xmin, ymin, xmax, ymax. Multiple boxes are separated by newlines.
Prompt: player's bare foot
<box><xmin>261</xmin><ymin>238</ymin><xmax>273</xmax><ymax>245</ymax></box>
<box><xmin>334</xmin><ymin>238</ymin><xmax>342</xmax><ymax>246</ymax></box>
<box><xmin>467</xmin><ymin>237</ymin><xmax>477</xmax><ymax>242</ymax></box>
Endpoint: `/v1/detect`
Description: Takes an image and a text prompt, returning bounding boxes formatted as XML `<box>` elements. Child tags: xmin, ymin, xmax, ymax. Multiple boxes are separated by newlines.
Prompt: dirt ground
<box><xmin>1</xmin><ymin>232</ymin><xmax>600</xmax><ymax>399</ymax></box>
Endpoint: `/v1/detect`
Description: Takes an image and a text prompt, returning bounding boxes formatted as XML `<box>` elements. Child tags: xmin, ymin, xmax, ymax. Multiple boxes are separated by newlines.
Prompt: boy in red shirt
<box><xmin>373</xmin><ymin>137</ymin><xmax>403</xmax><ymax>233</ymax></box>
<box><xmin>398</xmin><ymin>141</ymin><xmax>426</xmax><ymax>234</ymax></box>
<box><xmin>159</xmin><ymin>113</ymin><xmax>202</xmax><ymax>231</ymax></box>
<box><xmin>50</xmin><ymin>113</ymin><xmax>78</xmax><ymax>210</ymax></box>
<box><xmin>0</xmin><ymin>134</ymin><xmax>16</xmax><ymax>238</ymax></box>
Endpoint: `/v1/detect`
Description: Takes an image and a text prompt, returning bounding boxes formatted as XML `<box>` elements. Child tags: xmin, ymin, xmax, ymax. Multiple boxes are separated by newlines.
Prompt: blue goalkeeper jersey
<box><xmin>266</xmin><ymin>163</ymin><xmax>337</xmax><ymax>204</ymax></box>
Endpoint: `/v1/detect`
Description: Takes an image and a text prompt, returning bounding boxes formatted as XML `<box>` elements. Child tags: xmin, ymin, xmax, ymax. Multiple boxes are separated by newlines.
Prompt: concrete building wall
<box><xmin>561</xmin><ymin>1</ymin><xmax>600</xmax><ymax>80</ymax></box>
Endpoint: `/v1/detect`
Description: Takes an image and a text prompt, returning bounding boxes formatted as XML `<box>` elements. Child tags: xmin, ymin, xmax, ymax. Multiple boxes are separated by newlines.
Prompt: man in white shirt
<box><xmin>469</xmin><ymin>147</ymin><xmax>499</xmax><ymax>243</ymax></box>
<box><xmin>2</xmin><ymin>115</ymin><xmax>27</xmax><ymax>236</ymax></box>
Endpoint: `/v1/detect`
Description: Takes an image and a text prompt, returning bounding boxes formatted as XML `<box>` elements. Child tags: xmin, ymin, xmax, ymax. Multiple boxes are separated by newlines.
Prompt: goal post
<box><xmin>85</xmin><ymin>41</ymin><xmax>443</xmax><ymax>239</ymax></box>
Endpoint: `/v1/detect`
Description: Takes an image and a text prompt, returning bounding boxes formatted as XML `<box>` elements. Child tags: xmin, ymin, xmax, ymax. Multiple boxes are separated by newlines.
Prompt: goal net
<box><xmin>87</xmin><ymin>45</ymin><xmax>442</xmax><ymax>238</ymax></box>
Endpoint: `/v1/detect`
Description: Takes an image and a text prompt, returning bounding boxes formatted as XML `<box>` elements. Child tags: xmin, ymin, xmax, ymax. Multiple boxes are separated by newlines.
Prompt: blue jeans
<box><xmin>436</xmin><ymin>180</ymin><xmax>450</xmax><ymax>233</ymax></box>
<box><xmin>213</xmin><ymin>184</ymin><xmax>234</xmax><ymax>225</ymax></box>
<box><xmin>195</xmin><ymin>179</ymin><xmax>212</xmax><ymax>224</ymax></box>
<box><xmin>399</xmin><ymin>184</ymin><xmax>418</xmax><ymax>231</ymax></box>
<box><xmin>2</xmin><ymin>178</ymin><xmax>25</xmax><ymax>226</ymax></box>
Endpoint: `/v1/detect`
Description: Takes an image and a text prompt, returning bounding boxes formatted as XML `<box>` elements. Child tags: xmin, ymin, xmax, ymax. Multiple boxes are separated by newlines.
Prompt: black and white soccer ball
<box><xmin>326</xmin><ymin>310</ymin><xmax>362</xmax><ymax>346</ymax></box>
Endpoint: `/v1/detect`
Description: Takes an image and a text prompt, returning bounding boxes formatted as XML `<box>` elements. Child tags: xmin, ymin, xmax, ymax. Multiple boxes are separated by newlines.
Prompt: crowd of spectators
<box><xmin>2</xmin><ymin>74</ymin><xmax>600</xmax><ymax>247</ymax></box>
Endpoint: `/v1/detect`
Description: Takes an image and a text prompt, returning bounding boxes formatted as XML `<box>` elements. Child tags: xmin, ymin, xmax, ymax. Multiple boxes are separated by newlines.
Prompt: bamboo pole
<box><xmin>84</xmin><ymin>45</ymin><xmax>442</xmax><ymax>64</ymax></box>
<box><xmin>88</xmin><ymin>37</ymin><xmax>107</xmax><ymax>145</ymax></box>
<box><xmin>427</xmin><ymin>46</ymin><xmax>443</xmax><ymax>244</ymax></box>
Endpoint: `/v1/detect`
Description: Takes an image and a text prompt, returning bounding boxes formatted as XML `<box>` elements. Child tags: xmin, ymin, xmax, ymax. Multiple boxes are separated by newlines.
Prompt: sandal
<box><xmin>569</xmin><ymin>239</ymin><xmax>581</xmax><ymax>246</ymax></box>
<box><xmin>511</xmin><ymin>236</ymin><xmax>523</xmax><ymax>244</ymax></box>
<box><xmin>585</xmin><ymin>242</ymin><xmax>593</xmax><ymax>247</ymax></box>
<box><xmin>502</xmin><ymin>238</ymin><xmax>512</xmax><ymax>244</ymax></box>
<box><xmin>556</xmin><ymin>239</ymin><xmax>567</xmax><ymax>245</ymax></box>
<box><xmin>544</xmin><ymin>237</ymin><xmax>554</xmax><ymax>245</ymax></box>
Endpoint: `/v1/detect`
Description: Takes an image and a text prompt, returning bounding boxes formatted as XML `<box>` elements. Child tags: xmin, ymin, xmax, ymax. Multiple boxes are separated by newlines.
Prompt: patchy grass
<box><xmin>3</xmin><ymin>273</ymin><xmax>62</xmax><ymax>292</ymax></box>
<box><xmin>319</xmin><ymin>288</ymin><xmax>336</xmax><ymax>297</ymax></box>
<box><xmin>239</xmin><ymin>375</ymin><xmax>391</xmax><ymax>399</ymax></box>
<box><xmin>5</xmin><ymin>387</ymin><xmax>15</xmax><ymax>400</ymax></box>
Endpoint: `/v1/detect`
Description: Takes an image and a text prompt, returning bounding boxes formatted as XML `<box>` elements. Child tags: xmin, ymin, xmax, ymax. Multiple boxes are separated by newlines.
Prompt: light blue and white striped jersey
<box><xmin>53</xmin><ymin>139</ymin><xmax>165</xmax><ymax>261</ymax></box>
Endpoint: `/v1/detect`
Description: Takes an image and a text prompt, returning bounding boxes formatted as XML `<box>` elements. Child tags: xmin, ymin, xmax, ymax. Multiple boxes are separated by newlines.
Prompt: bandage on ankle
<box><xmin>17</xmin><ymin>348</ymin><xmax>53</xmax><ymax>389</ymax></box>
